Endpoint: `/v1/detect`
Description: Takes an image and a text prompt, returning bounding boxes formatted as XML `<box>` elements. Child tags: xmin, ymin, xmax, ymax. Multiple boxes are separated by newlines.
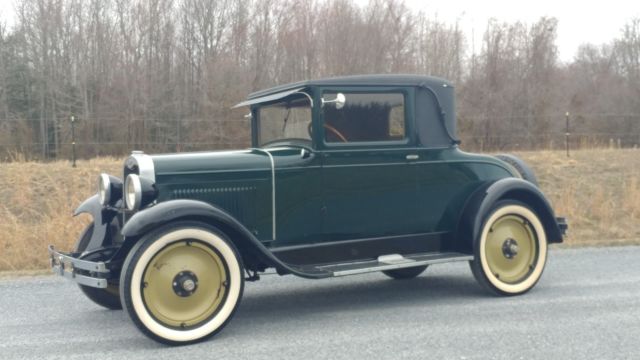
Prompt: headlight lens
<box><xmin>125</xmin><ymin>174</ymin><xmax>157</xmax><ymax>211</ymax></box>
<box><xmin>98</xmin><ymin>174</ymin><xmax>123</xmax><ymax>207</ymax></box>
<box><xmin>125</xmin><ymin>174</ymin><xmax>141</xmax><ymax>211</ymax></box>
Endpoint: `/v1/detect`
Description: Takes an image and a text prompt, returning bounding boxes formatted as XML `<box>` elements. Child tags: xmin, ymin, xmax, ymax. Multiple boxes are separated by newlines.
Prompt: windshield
<box><xmin>257</xmin><ymin>94</ymin><xmax>312</xmax><ymax>146</ymax></box>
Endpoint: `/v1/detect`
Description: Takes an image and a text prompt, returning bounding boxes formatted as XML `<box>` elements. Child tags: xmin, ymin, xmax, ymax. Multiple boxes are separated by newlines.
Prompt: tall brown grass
<box><xmin>0</xmin><ymin>158</ymin><xmax>120</xmax><ymax>271</ymax></box>
<box><xmin>515</xmin><ymin>149</ymin><xmax>640</xmax><ymax>246</ymax></box>
<box><xmin>1</xmin><ymin>149</ymin><xmax>639</xmax><ymax>272</ymax></box>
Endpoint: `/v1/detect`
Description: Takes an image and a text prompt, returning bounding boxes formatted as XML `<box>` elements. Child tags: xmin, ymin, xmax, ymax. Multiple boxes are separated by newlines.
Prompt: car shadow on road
<box><xmin>235</xmin><ymin>272</ymin><xmax>489</xmax><ymax>322</ymax></box>
<box><xmin>76</xmin><ymin>272</ymin><xmax>491</xmax><ymax>349</ymax></box>
<box><xmin>75</xmin><ymin>271</ymin><xmax>491</xmax><ymax>348</ymax></box>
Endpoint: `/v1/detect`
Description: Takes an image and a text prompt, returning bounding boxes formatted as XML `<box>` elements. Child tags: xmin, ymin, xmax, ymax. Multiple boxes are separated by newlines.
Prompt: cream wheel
<box><xmin>120</xmin><ymin>222</ymin><xmax>244</xmax><ymax>344</ymax></box>
<box><xmin>470</xmin><ymin>201</ymin><xmax>547</xmax><ymax>296</ymax></box>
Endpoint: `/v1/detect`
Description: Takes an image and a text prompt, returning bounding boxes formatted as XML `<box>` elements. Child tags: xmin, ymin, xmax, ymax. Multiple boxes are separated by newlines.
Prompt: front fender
<box><xmin>73</xmin><ymin>194</ymin><xmax>119</xmax><ymax>251</ymax></box>
<box><xmin>120</xmin><ymin>199</ymin><xmax>319</xmax><ymax>278</ymax></box>
<box><xmin>74</xmin><ymin>194</ymin><xmax>102</xmax><ymax>217</ymax></box>
<box><xmin>120</xmin><ymin>199</ymin><xmax>234</xmax><ymax>237</ymax></box>
<box><xmin>456</xmin><ymin>178</ymin><xmax>564</xmax><ymax>253</ymax></box>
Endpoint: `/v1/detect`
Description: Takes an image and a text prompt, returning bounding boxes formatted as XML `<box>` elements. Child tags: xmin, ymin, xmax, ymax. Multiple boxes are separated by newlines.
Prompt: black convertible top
<box><xmin>247</xmin><ymin>74</ymin><xmax>453</xmax><ymax>99</ymax></box>
<box><xmin>241</xmin><ymin>74</ymin><xmax>458</xmax><ymax>148</ymax></box>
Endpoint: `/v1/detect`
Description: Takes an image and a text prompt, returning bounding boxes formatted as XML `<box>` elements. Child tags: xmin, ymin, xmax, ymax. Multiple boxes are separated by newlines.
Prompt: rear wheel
<box><xmin>75</xmin><ymin>224</ymin><xmax>122</xmax><ymax>310</ymax></box>
<box><xmin>382</xmin><ymin>266</ymin><xmax>427</xmax><ymax>280</ymax></box>
<box><xmin>470</xmin><ymin>201</ymin><xmax>548</xmax><ymax>296</ymax></box>
<box><xmin>120</xmin><ymin>221</ymin><xmax>244</xmax><ymax>345</ymax></box>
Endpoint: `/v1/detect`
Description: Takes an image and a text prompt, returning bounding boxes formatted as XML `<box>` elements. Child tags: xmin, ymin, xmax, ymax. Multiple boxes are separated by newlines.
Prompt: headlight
<box><xmin>98</xmin><ymin>173</ymin><xmax>123</xmax><ymax>207</ymax></box>
<box><xmin>125</xmin><ymin>174</ymin><xmax>141</xmax><ymax>210</ymax></box>
<box><xmin>124</xmin><ymin>174</ymin><xmax>157</xmax><ymax>211</ymax></box>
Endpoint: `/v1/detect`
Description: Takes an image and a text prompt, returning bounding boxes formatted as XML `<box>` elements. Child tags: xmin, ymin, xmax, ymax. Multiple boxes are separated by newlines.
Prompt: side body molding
<box><xmin>120</xmin><ymin>199</ymin><xmax>329</xmax><ymax>279</ymax></box>
<box><xmin>456</xmin><ymin>178</ymin><xmax>564</xmax><ymax>253</ymax></box>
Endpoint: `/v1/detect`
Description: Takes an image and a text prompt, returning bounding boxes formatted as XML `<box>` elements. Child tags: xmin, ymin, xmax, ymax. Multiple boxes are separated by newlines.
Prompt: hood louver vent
<box><xmin>171</xmin><ymin>185</ymin><xmax>258</xmax><ymax>225</ymax></box>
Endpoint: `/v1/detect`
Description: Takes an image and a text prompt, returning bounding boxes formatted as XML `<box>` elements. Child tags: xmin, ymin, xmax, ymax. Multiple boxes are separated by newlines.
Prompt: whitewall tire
<box><xmin>120</xmin><ymin>222</ymin><xmax>244</xmax><ymax>345</ymax></box>
<box><xmin>470</xmin><ymin>201</ymin><xmax>548</xmax><ymax>296</ymax></box>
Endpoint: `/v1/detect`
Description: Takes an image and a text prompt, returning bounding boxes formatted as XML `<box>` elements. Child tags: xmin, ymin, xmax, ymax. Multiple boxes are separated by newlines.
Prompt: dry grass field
<box><xmin>514</xmin><ymin>149</ymin><xmax>640</xmax><ymax>246</ymax></box>
<box><xmin>1</xmin><ymin>149</ymin><xmax>639</xmax><ymax>271</ymax></box>
<box><xmin>0</xmin><ymin>158</ymin><xmax>121</xmax><ymax>272</ymax></box>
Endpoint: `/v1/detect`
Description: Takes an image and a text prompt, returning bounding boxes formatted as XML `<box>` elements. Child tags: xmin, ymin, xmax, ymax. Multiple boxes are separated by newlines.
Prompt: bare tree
<box><xmin>0</xmin><ymin>0</ymin><xmax>638</xmax><ymax>159</ymax></box>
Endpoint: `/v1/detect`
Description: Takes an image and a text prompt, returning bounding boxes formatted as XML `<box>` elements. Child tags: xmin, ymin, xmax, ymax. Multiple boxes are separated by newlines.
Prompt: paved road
<box><xmin>1</xmin><ymin>246</ymin><xmax>639</xmax><ymax>360</ymax></box>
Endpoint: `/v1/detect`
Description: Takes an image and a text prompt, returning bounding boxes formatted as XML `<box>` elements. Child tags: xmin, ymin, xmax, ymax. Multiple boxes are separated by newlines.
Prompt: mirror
<box><xmin>321</xmin><ymin>93</ymin><xmax>346</xmax><ymax>109</ymax></box>
<box><xmin>334</xmin><ymin>93</ymin><xmax>346</xmax><ymax>109</ymax></box>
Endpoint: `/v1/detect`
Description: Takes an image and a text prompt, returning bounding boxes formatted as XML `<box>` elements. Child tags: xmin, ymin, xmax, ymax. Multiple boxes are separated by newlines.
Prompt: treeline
<box><xmin>0</xmin><ymin>0</ymin><xmax>639</xmax><ymax>160</ymax></box>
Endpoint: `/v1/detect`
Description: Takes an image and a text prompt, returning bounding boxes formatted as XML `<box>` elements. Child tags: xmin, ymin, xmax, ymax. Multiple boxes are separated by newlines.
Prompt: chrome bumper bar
<box><xmin>48</xmin><ymin>245</ymin><xmax>110</xmax><ymax>288</ymax></box>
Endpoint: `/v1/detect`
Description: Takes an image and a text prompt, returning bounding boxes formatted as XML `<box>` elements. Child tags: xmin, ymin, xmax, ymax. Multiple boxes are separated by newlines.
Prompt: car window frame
<box><xmin>251</xmin><ymin>92</ymin><xmax>316</xmax><ymax>149</ymax></box>
<box><xmin>317</xmin><ymin>86</ymin><xmax>414</xmax><ymax>150</ymax></box>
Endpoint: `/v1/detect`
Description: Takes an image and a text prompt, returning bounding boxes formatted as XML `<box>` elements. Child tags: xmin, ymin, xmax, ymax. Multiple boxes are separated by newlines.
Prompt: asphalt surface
<box><xmin>1</xmin><ymin>246</ymin><xmax>639</xmax><ymax>360</ymax></box>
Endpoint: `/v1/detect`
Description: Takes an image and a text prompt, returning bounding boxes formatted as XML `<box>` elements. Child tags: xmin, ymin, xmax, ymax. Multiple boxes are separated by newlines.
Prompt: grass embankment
<box><xmin>1</xmin><ymin>149</ymin><xmax>639</xmax><ymax>272</ymax></box>
<box><xmin>514</xmin><ymin>149</ymin><xmax>640</xmax><ymax>247</ymax></box>
<box><xmin>0</xmin><ymin>158</ymin><xmax>120</xmax><ymax>272</ymax></box>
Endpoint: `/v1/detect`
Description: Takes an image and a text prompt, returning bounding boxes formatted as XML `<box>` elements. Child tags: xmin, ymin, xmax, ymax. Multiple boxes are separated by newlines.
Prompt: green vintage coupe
<box><xmin>49</xmin><ymin>75</ymin><xmax>567</xmax><ymax>344</ymax></box>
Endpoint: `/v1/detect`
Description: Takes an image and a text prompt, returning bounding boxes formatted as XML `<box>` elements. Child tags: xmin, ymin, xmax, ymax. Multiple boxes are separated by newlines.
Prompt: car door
<box><xmin>253</xmin><ymin>95</ymin><xmax>324</xmax><ymax>248</ymax></box>
<box><xmin>318</xmin><ymin>88</ymin><xmax>421</xmax><ymax>242</ymax></box>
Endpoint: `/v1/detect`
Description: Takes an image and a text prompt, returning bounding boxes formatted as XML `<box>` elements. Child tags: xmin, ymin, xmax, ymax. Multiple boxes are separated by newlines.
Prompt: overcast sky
<box><xmin>1</xmin><ymin>0</ymin><xmax>638</xmax><ymax>62</ymax></box>
<box><xmin>398</xmin><ymin>0</ymin><xmax>639</xmax><ymax>62</ymax></box>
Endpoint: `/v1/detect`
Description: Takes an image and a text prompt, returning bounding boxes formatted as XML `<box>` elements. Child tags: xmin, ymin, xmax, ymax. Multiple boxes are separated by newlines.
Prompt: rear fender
<box><xmin>456</xmin><ymin>178</ymin><xmax>564</xmax><ymax>253</ymax></box>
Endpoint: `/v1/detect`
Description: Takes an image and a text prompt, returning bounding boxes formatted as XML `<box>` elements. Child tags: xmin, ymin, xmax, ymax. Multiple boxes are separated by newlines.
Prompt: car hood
<box><xmin>151</xmin><ymin>149</ymin><xmax>271</xmax><ymax>178</ymax></box>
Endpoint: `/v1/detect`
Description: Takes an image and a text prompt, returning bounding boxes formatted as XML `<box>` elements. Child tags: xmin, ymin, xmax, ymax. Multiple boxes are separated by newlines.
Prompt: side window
<box><xmin>322</xmin><ymin>92</ymin><xmax>405</xmax><ymax>143</ymax></box>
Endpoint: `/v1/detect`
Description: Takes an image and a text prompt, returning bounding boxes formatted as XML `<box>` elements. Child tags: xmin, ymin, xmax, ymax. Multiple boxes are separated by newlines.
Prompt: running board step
<box><xmin>316</xmin><ymin>252</ymin><xmax>473</xmax><ymax>277</ymax></box>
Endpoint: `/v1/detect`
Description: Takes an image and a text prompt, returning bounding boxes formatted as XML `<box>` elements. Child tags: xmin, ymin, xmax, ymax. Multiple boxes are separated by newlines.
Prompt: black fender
<box><xmin>456</xmin><ymin>178</ymin><xmax>564</xmax><ymax>253</ymax></box>
<box><xmin>73</xmin><ymin>194</ymin><xmax>120</xmax><ymax>252</ymax></box>
<box><xmin>119</xmin><ymin>199</ymin><xmax>322</xmax><ymax>278</ymax></box>
<box><xmin>494</xmin><ymin>154</ymin><xmax>539</xmax><ymax>186</ymax></box>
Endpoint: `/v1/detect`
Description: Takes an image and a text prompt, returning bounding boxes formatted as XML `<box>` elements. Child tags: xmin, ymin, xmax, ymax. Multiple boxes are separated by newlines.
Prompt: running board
<box><xmin>314</xmin><ymin>252</ymin><xmax>473</xmax><ymax>277</ymax></box>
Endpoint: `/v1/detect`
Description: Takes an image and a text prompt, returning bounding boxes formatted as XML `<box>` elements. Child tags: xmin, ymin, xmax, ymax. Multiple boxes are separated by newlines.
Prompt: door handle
<box><xmin>406</xmin><ymin>154</ymin><xmax>419</xmax><ymax>160</ymax></box>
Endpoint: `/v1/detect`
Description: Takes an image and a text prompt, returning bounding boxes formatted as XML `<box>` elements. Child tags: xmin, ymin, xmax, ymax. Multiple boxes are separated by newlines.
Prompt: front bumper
<box><xmin>48</xmin><ymin>245</ymin><xmax>110</xmax><ymax>288</ymax></box>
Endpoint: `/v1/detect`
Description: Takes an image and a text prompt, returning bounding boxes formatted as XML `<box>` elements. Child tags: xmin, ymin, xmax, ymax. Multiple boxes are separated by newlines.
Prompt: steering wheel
<box><xmin>307</xmin><ymin>122</ymin><xmax>348</xmax><ymax>142</ymax></box>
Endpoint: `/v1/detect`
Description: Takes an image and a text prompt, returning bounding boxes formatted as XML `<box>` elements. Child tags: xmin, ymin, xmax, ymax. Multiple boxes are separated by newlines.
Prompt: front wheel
<box><xmin>120</xmin><ymin>222</ymin><xmax>244</xmax><ymax>345</ymax></box>
<box><xmin>469</xmin><ymin>201</ymin><xmax>548</xmax><ymax>296</ymax></box>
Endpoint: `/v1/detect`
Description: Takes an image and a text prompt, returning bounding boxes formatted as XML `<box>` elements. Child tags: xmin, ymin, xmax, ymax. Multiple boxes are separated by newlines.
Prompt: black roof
<box><xmin>247</xmin><ymin>74</ymin><xmax>453</xmax><ymax>99</ymax></box>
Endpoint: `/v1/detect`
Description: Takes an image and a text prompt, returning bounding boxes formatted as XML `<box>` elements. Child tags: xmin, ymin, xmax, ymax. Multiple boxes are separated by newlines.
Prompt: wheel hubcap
<box><xmin>142</xmin><ymin>240</ymin><xmax>228</xmax><ymax>328</ymax></box>
<box><xmin>501</xmin><ymin>238</ymin><xmax>519</xmax><ymax>259</ymax></box>
<box><xmin>172</xmin><ymin>271</ymin><xmax>199</xmax><ymax>297</ymax></box>
<box><xmin>486</xmin><ymin>215</ymin><xmax>538</xmax><ymax>284</ymax></box>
